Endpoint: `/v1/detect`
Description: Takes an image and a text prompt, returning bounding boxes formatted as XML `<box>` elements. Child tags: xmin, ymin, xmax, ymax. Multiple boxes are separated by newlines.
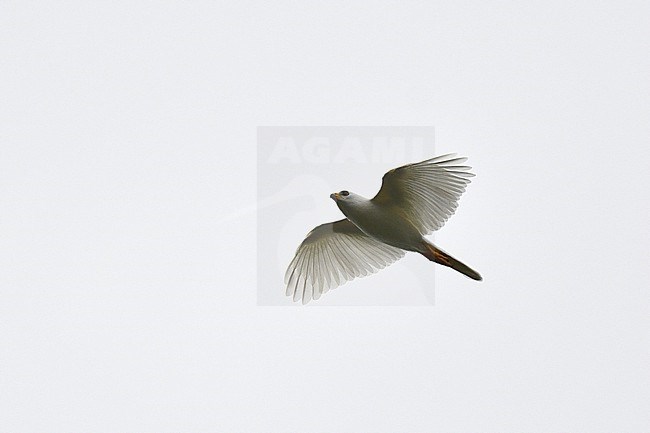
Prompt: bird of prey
<box><xmin>285</xmin><ymin>153</ymin><xmax>481</xmax><ymax>303</ymax></box>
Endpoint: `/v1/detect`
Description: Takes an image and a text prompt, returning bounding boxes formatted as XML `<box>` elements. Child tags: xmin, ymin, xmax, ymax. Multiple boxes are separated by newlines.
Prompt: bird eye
<box><xmin>340</xmin><ymin>190</ymin><xmax>349</xmax><ymax>196</ymax></box>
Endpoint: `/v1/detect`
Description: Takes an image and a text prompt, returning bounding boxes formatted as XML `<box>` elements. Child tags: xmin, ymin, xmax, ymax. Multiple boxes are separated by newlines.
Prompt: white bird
<box><xmin>285</xmin><ymin>153</ymin><xmax>481</xmax><ymax>303</ymax></box>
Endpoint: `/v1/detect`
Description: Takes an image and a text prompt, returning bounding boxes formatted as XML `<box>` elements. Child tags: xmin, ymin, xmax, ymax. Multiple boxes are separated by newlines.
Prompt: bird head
<box><xmin>330</xmin><ymin>190</ymin><xmax>366</xmax><ymax>210</ymax></box>
<box><xmin>329</xmin><ymin>190</ymin><xmax>351</xmax><ymax>202</ymax></box>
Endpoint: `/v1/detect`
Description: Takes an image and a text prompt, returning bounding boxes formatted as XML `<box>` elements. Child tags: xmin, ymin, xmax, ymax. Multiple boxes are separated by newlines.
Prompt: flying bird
<box><xmin>285</xmin><ymin>153</ymin><xmax>481</xmax><ymax>303</ymax></box>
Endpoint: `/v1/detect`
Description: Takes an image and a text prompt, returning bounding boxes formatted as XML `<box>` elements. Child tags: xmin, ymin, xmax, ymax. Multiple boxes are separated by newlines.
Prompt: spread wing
<box><xmin>285</xmin><ymin>219</ymin><xmax>405</xmax><ymax>304</ymax></box>
<box><xmin>372</xmin><ymin>153</ymin><xmax>475</xmax><ymax>235</ymax></box>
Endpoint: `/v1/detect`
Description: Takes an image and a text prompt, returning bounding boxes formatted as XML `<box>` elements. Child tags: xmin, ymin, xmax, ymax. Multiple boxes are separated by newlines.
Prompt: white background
<box><xmin>1</xmin><ymin>1</ymin><xmax>649</xmax><ymax>432</ymax></box>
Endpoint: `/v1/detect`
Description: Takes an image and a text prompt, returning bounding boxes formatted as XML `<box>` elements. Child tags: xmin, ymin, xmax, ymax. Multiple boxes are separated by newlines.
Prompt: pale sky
<box><xmin>1</xmin><ymin>1</ymin><xmax>649</xmax><ymax>432</ymax></box>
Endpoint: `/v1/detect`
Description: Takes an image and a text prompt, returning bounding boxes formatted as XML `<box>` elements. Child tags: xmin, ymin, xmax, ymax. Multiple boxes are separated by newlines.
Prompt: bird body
<box><xmin>333</xmin><ymin>192</ymin><xmax>425</xmax><ymax>253</ymax></box>
<box><xmin>285</xmin><ymin>153</ymin><xmax>482</xmax><ymax>303</ymax></box>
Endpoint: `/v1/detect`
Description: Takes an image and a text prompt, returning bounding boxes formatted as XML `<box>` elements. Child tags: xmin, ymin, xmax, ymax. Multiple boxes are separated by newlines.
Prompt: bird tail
<box><xmin>421</xmin><ymin>242</ymin><xmax>482</xmax><ymax>281</ymax></box>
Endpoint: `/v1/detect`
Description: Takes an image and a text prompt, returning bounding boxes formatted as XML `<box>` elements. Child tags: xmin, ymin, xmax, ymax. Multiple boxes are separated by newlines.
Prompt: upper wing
<box><xmin>285</xmin><ymin>219</ymin><xmax>405</xmax><ymax>304</ymax></box>
<box><xmin>372</xmin><ymin>153</ymin><xmax>475</xmax><ymax>235</ymax></box>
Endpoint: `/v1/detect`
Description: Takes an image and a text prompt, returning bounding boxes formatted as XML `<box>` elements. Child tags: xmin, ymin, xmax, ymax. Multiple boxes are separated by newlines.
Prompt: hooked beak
<box><xmin>330</xmin><ymin>192</ymin><xmax>339</xmax><ymax>201</ymax></box>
